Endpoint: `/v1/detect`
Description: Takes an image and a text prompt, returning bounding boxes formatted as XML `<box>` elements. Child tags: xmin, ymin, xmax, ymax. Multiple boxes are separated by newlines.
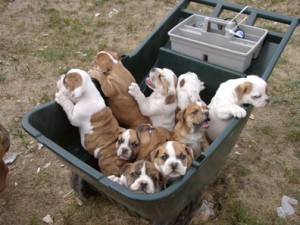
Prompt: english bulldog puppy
<box><xmin>173</xmin><ymin>101</ymin><xmax>210</xmax><ymax>157</ymax></box>
<box><xmin>0</xmin><ymin>123</ymin><xmax>10</xmax><ymax>192</ymax></box>
<box><xmin>150</xmin><ymin>141</ymin><xmax>194</xmax><ymax>185</ymax></box>
<box><xmin>116</xmin><ymin>128</ymin><xmax>140</xmax><ymax>161</ymax></box>
<box><xmin>177</xmin><ymin>72</ymin><xmax>205</xmax><ymax>110</ymax></box>
<box><xmin>135</xmin><ymin>124</ymin><xmax>172</xmax><ymax>161</ymax></box>
<box><xmin>108</xmin><ymin>160</ymin><xmax>163</xmax><ymax>194</ymax></box>
<box><xmin>55</xmin><ymin>69</ymin><xmax>128</xmax><ymax>176</ymax></box>
<box><xmin>88</xmin><ymin>50</ymin><xmax>150</xmax><ymax>129</ymax></box>
<box><xmin>207</xmin><ymin>75</ymin><xmax>270</xmax><ymax>141</ymax></box>
<box><xmin>129</xmin><ymin>67</ymin><xmax>178</xmax><ymax>131</ymax></box>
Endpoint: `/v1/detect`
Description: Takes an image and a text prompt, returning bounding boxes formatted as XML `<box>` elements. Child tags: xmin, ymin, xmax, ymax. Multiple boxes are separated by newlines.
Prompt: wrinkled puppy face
<box><xmin>235</xmin><ymin>75</ymin><xmax>270</xmax><ymax>108</ymax></box>
<box><xmin>0</xmin><ymin>124</ymin><xmax>10</xmax><ymax>159</ymax></box>
<box><xmin>94</xmin><ymin>51</ymin><xmax>130</xmax><ymax>77</ymax></box>
<box><xmin>150</xmin><ymin>141</ymin><xmax>194</xmax><ymax>181</ymax></box>
<box><xmin>121</xmin><ymin>160</ymin><xmax>162</xmax><ymax>194</ymax></box>
<box><xmin>146</xmin><ymin>68</ymin><xmax>177</xmax><ymax>103</ymax></box>
<box><xmin>177</xmin><ymin>101</ymin><xmax>210</xmax><ymax>130</ymax></box>
<box><xmin>116</xmin><ymin>129</ymin><xmax>139</xmax><ymax>161</ymax></box>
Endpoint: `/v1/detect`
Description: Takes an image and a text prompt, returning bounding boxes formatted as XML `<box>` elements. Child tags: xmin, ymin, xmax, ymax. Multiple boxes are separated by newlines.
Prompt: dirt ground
<box><xmin>0</xmin><ymin>0</ymin><xmax>299</xmax><ymax>225</ymax></box>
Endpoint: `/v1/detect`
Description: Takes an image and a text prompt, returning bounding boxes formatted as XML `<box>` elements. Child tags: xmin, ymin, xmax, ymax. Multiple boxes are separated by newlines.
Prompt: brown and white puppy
<box><xmin>207</xmin><ymin>75</ymin><xmax>270</xmax><ymax>141</ymax></box>
<box><xmin>55</xmin><ymin>69</ymin><xmax>128</xmax><ymax>176</ymax></box>
<box><xmin>177</xmin><ymin>72</ymin><xmax>206</xmax><ymax>110</ymax></box>
<box><xmin>129</xmin><ymin>67</ymin><xmax>178</xmax><ymax>131</ymax></box>
<box><xmin>0</xmin><ymin>123</ymin><xmax>10</xmax><ymax>192</ymax></box>
<box><xmin>150</xmin><ymin>141</ymin><xmax>194</xmax><ymax>184</ymax></box>
<box><xmin>108</xmin><ymin>160</ymin><xmax>163</xmax><ymax>194</ymax></box>
<box><xmin>116</xmin><ymin>128</ymin><xmax>140</xmax><ymax>161</ymax></box>
<box><xmin>88</xmin><ymin>50</ymin><xmax>150</xmax><ymax>128</ymax></box>
<box><xmin>135</xmin><ymin>124</ymin><xmax>172</xmax><ymax>161</ymax></box>
<box><xmin>173</xmin><ymin>101</ymin><xmax>210</xmax><ymax>157</ymax></box>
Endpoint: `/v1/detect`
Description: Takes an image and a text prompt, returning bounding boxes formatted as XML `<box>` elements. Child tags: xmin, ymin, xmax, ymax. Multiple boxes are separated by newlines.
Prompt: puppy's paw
<box><xmin>107</xmin><ymin>175</ymin><xmax>119</xmax><ymax>182</ymax></box>
<box><xmin>199</xmin><ymin>81</ymin><xmax>206</xmax><ymax>91</ymax></box>
<box><xmin>55</xmin><ymin>91</ymin><xmax>63</xmax><ymax>104</ymax></box>
<box><xmin>231</xmin><ymin>106</ymin><xmax>247</xmax><ymax>118</ymax></box>
<box><xmin>128</xmin><ymin>82</ymin><xmax>141</xmax><ymax>96</ymax></box>
<box><xmin>55</xmin><ymin>90</ymin><xmax>68</xmax><ymax>105</ymax></box>
<box><xmin>57</xmin><ymin>75</ymin><xmax>65</xmax><ymax>89</ymax></box>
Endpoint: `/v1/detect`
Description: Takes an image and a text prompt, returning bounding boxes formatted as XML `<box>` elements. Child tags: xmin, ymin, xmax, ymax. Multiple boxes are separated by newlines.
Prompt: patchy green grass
<box><xmin>224</xmin><ymin>199</ymin><xmax>267</xmax><ymax>225</ymax></box>
<box><xmin>224</xmin><ymin>156</ymin><xmax>252</xmax><ymax>178</ymax></box>
<box><xmin>27</xmin><ymin>213</ymin><xmax>42</xmax><ymax>225</ymax></box>
<box><xmin>0</xmin><ymin>73</ymin><xmax>6</xmax><ymax>82</ymax></box>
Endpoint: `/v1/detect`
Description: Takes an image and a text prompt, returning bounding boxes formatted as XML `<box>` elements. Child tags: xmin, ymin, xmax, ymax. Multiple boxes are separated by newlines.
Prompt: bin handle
<box><xmin>225</xmin><ymin>6</ymin><xmax>249</xmax><ymax>38</ymax></box>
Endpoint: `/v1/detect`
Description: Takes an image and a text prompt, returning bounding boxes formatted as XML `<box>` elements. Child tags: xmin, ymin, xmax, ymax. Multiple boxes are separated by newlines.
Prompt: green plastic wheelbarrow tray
<box><xmin>22</xmin><ymin>0</ymin><xmax>299</xmax><ymax>223</ymax></box>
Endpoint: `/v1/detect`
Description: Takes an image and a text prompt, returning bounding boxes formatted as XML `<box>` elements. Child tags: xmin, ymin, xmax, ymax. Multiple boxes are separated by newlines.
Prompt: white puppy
<box><xmin>55</xmin><ymin>69</ymin><xmax>128</xmax><ymax>176</ymax></box>
<box><xmin>207</xmin><ymin>75</ymin><xmax>270</xmax><ymax>141</ymax></box>
<box><xmin>128</xmin><ymin>67</ymin><xmax>178</xmax><ymax>131</ymax></box>
<box><xmin>55</xmin><ymin>68</ymin><xmax>106</xmax><ymax>149</ymax></box>
<box><xmin>177</xmin><ymin>72</ymin><xmax>205</xmax><ymax>110</ymax></box>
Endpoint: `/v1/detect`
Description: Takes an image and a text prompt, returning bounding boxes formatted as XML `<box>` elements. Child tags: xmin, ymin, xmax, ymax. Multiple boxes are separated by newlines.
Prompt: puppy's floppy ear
<box><xmin>118</xmin><ymin>127</ymin><xmax>126</xmax><ymax>133</ymax></box>
<box><xmin>120</xmin><ymin>163</ymin><xmax>131</xmax><ymax>175</ymax></box>
<box><xmin>176</xmin><ymin>109</ymin><xmax>184</xmax><ymax>122</ymax></box>
<box><xmin>136</xmin><ymin>124</ymin><xmax>152</xmax><ymax>139</ymax></box>
<box><xmin>184</xmin><ymin>145</ymin><xmax>194</xmax><ymax>159</ymax></box>
<box><xmin>184</xmin><ymin>145</ymin><xmax>194</xmax><ymax>167</ymax></box>
<box><xmin>235</xmin><ymin>81</ymin><xmax>253</xmax><ymax>100</ymax></box>
<box><xmin>173</xmin><ymin>74</ymin><xmax>178</xmax><ymax>88</ymax></box>
<box><xmin>150</xmin><ymin>147</ymin><xmax>160</xmax><ymax>162</ymax></box>
<box><xmin>106</xmin><ymin>51</ymin><xmax>120</xmax><ymax>60</ymax></box>
<box><xmin>136</xmin><ymin>124</ymin><xmax>149</xmax><ymax>134</ymax></box>
<box><xmin>179</xmin><ymin>78</ymin><xmax>185</xmax><ymax>88</ymax></box>
<box><xmin>165</xmin><ymin>92</ymin><xmax>177</xmax><ymax>105</ymax></box>
<box><xmin>95</xmin><ymin>52</ymin><xmax>113</xmax><ymax>73</ymax></box>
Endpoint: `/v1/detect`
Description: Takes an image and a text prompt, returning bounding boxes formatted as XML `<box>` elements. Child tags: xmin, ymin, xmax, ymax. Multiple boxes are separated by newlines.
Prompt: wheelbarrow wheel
<box><xmin>70</xmin><ymin>172</ymin><xmax>98</xmax><ymax>199</ymax></box>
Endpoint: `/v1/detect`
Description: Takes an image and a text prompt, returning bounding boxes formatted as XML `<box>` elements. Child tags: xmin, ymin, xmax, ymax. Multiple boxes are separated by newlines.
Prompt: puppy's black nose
<box><xmin>204</xmin><ymin>111</ymin><xmax>209</xmax><ymax>118</ymax></box>
<box><xmin>266</xmin><ymin>97</ymin><xmax>271</xmax><ymax>103</ymax></box>
<box><xmin>122</xmin><ymin>148</ymin><xmax>128</xmax><ymax>155</ymax></box>
<box><xmin>170</xmin><ymin>163</ymin><xmax>178</xmax><ymax>171</ymax></box>
<box><xmin>140</xmin><ymin>182</ymin><xmax>148</xmax><ymax>190</ymax></box>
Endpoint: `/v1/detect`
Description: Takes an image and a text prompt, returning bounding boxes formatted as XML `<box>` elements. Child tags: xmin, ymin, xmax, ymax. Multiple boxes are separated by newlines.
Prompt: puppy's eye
<box><xmin>177</xmin><ymin>153</ymin><xmax>186</xmax><ymax>161</ymax></box>
<box><xmin>161</xmin><ymin>154</ymin><xmax>169</xmax><ymax>161</ymax></box>
<box><xmin>252</xmin><ymin>95</ymin><xmax>262</xmax><ymax>99</ymax></box>
<box><xmin>130</xmin><ymin>172</ymin><xmax>139</xmax><ymax>178</ymax></box>
<box><xmin>131</xmin><ymin>142</ymin><xmax>138</xmax><ymax>148</ymax></box>
<box><xmin>192</xmin><ymin>110</ymin><xmax>198</xmax><ymax>115</ymax></box>
<box><xmin>118</xmin><ymin>139</ymin><xmax>124</xmax><ymax>145</ymax></box>
<box><xmin>147</xmin><ymin>127</ymin><xmax>154</xmax><ymax>135</ymax></box>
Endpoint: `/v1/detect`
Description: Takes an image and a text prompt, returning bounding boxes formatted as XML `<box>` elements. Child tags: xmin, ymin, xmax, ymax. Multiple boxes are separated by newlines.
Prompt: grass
<box><xmin>27</xmin><ymin>214</ymin><xmax>42</xmax><ymax>225</ymax></box>
<box><xmin>224</xmin><ymin>156</ymin><xmax>252</xmax><ymax>178</ymax></box>
<box><xmin>15</xmin><ymin>41</ymin><xmax>31</xmax><ymax>55</ymax></box>
<box><xmin>224</xmin><ymin>199</ymin><xmax>267</xmax><ymax>225</ymax></box>
<box><xmin>0</xmin><ymin>73</ymin><xmax>6</xmax><ymax>82</ymax></box>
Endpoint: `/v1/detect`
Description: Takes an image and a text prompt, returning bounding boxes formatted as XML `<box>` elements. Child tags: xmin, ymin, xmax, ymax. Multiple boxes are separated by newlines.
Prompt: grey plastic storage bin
<box><xmin>168</xmin><ymin>14</ymin><xmax>268</xmax><ymax>72</ymax></box>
